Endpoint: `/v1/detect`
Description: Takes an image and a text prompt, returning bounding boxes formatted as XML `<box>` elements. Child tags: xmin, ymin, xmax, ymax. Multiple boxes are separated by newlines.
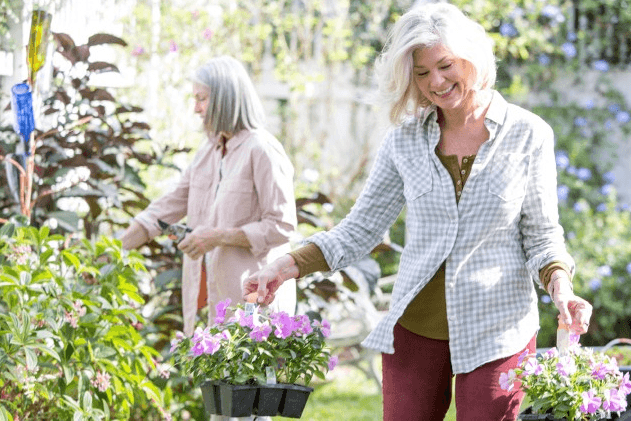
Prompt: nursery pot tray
<box><xmin>219</xmin><ymin>383</ymin><xmax>258</xmax><ymax>418</ymax></box>
<box><xmin>200</xmin><ymin>380</ymin><xmax>222</xmax><ymax>415</ymax></box>
<box><xmin>254</xmin><ymin>383</ymin><xmax>287</xmax><ymax>416</ymax></box>
<box><xmin>279</xmin><ymin>384</ymin><xmax>314</xmax><ymax>419</ymax></box>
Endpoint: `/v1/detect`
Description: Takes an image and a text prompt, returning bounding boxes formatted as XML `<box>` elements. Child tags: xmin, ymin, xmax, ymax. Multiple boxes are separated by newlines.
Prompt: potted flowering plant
<box><xmin>499</xmin><ymin>334</ymin><xmax>631</xmax><ymax>420</ymax></box>
<box><xmin>170</xmin><ymin>299</ymin><xmax>338</xmax><ymax>418</ymax></box>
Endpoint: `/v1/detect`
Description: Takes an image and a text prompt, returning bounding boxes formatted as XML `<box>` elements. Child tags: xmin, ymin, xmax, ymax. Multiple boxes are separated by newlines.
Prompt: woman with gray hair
<box><xmin>244</xmin><ymin>3</ymin><xmax>591</xmax><ymax>419</ymax></box>
<box><xmin>121</xmin><ymin>56</ymin><xmax>297</xmax><ymax>353</ymax></box>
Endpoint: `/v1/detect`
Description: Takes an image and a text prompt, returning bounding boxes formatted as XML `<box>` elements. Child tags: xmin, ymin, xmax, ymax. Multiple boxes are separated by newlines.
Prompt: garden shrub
<box><xmin>0</xmin><ymin>224</ymin><xmax>170</xmax><ymax>420</ymax></box>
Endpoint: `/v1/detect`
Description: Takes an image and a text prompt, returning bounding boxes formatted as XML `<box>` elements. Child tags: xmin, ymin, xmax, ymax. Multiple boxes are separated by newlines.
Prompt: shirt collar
<box><xmin>418</xmin><ymin>89</ymin><xmax>507</xmax><ymax>127</ymax></box>
<box><xmin>209</xmin><ymin>129</ymin><xmax>250</xmax><ymax>152</ymax></box>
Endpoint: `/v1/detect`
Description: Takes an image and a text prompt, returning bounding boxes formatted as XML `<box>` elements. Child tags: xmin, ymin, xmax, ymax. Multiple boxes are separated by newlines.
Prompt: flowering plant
<box><xmin>499</xmin><ymin>337</ymin><xmax>631</xmax><ymax>420</ymax></box>
<box><xmin>170</xmin><ymin>299</ymin><xmax>338</xmax><ymax>386</ymax></box>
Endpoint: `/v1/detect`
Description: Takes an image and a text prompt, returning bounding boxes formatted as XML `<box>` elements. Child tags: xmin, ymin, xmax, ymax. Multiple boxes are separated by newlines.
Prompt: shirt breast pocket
<box><xmin>216</xmin><ymin>178</ymin><xmax>255</xmax><ymax>225</ymax></box>
<box><xmin>488</xmin><ymin>153</ymin><xmax>530</xmax><ymax>202</ymax></box>
<box><xmin>396</xmin><ymin>156</ymin><xmax>433</xmax><ymax>201</ymax></box>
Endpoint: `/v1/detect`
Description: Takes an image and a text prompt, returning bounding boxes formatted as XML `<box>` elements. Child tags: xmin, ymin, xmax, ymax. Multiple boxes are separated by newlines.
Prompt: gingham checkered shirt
<box><xmin>308</xmin><ymin>91</ymin><xmax>574</xmax><ymax>374</ymax></box>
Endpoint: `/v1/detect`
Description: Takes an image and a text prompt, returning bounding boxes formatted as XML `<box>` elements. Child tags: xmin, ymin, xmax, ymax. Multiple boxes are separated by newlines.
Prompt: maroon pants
<box><xmin>382</xmin><ymin>323</ymin><xmax>536</xmax><ymax>421</ymax></box>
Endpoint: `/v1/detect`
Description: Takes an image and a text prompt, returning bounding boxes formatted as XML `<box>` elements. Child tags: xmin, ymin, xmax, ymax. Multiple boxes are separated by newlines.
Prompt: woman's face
<box><xmin>412</xmin><ymin>43</ymin><xmax>475</xmax><ymax>111</ymax></box>
<box><xmin>193</xmin><ymin>83</ymin><xmax>211</xmax><ymax>118</ymax></box>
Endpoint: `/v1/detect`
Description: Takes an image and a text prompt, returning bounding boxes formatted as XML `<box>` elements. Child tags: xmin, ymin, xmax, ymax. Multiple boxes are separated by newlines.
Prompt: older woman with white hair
<box><xmin>121</xmin><ymin>56</ymin><xmax>297</xmax><ymax>349</ymax></box>
<box><xmin>244</xmin><ymin>3</ymin><xmax>592</xmax><ymax>420</ymax></box>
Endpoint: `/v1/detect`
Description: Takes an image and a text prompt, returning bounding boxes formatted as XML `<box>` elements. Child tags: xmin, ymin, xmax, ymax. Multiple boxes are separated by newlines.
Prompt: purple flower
<box><xmin>544</xmin><ymin>348</ymin><xmax>559</xmax><ymax>359</ymax></box>
<box><xmin>567</xmin><ymin>32</ymin><xmax>577</xmax><ymax>42</ymax></box>
<box><xmin>580</xmin><ymin>389</ymin><xmax>602</xmax><ymax>414</ymax></box>
<box><xmin>619</xmin><ymin>372</ymin><xmax>631</xmax><ymax>395</ymax></box>
<box><xmin>190</xmin><ymin>328</ymin><xmax>221</xmax><ymax>356</ymax></box>
<box><xmin>593</xmin><ymin>60</ymin><xmax>610</xmax><ymax>72</ymax></box>
<box><xmin>203</xmin><ymin>28</ymin><xmax>213</xmax><ymax>40</ymax></box>
<box><xmin>557</xmin><ymin>356</ymin><xmax>577</xmax><ymax>376</ymax></box>
<box><xmin>169</xmin><ymin>40</ymin><xmax>178</xmax><ymax>53</ymax></box>
<box><xmin>538</xmin><ymin>54</ymin><xmax>551</xmax><ymax>66</ymax></box>
<box><xmin>596</xmin><ymin>203</ymin><xmax>607</xmax><ymax>212</ymax></box>
<box><xmin>250</xmin><ymin>323</ymin><xmax>272</xmax><ymax>342</ymax></box>
<box><xmin>601</xmin><ymin>184</ymin><xmax>614</xmax><ymax>196</ymax></box>
<box><xmin>314</xmin><ymin>319</ymin><xmax>331</xmax><ymax>338</ymax></box>
<box><xmin>597</xmin><ymin>265</ymin><xmax>612</xmax><ymax>277</ymax></box>
<box><xmin>215</xmin><ymin>298</ymin><xmax>231</xmax><ymax>324</ymax></box>
<box><xmin>574</xmin><ymin>117</ymin><xmax>587</xmax><ymax>127</ymax></box>
<box><xmin>603</xmin><ymin>171</ymin><xmax>616</xmax><ymax>184</ymax></box>
<box><xmin>271</xmin><ymin>312</ymin><xmax>296</xmax><ymax>339</ymax></box>
<box><xmin>583</xmin><ymin>99</ymin><xmax>595</xmax><ymax>110</ymax></box>
<box><xmin>517</xmin><ymin>349</ymin><xmax>530</xmax><ymax>366</ymax></box>
<box><xmin>562</xmin><ymin>42</ymin><xmax>577</xmax><ymax>58</ymax></box>
<box><xmin>132</xmin><ymin>45</ymin><xmax>145</xmax><ymax>57</ymax></box>
<box><xmin>500</xmin><ymin>23</ymin><xmax>518</xmax><ymax>38</ymax></box>
<box><xmin>328</xmin><ymin>355</ymin><xmax>339</xmax><ymax>371</ymax></box>
<box><xmin>499</xmin><ymin>369</ymin><xmax>517</xmax><ymax>391</ymax></box>
<box><xmin>604</xmin><ymin>120</ymin><xmax>614</xmax><ymax>130</ymax></box>
<box><xmin>609</xmin><ymin>104</ymin><xmax>621</xmax><ymax>114</ymax></box>
<box><xmin>576</xmin><ymin>167</ymin><xmax>592</xmax><ymax>181</ymax></box>
<box><xmin>541</xmin><ymin>295</ymin><xmax>552</xmax><ymax>304</ymax></box>
<box><xmin>574</xmin><ymin>202</ymin><xmax>589</xmax><ymax>213</ymax></box>
<box><xmin>238</xmin><ymin>313</ymin><xmax>255</xmax><ymax>329</ymax></box>
<box><xmin>542</xmin><ymin>5</ymin><xmax>564</xmax><ymax>22</ymax></box>
<box><xmin>296</xmin><ymin>315</ymin><xmax>313</xmax><ymax>335</ymax></box>
<box><xmin>169</xmin><ymin>331</ymin><xmax>186</xmax><ymax>353</ymax></box>
<box><xmin>616</xmin><ymin>111</ymin><xmax>630</xmax><ymax>124</ymax></box>
<box><xmin>524</xmin><ymin>357</ymin><xmax>543</xmax><ymax>375</ymax></box>
<box><xmin>589</xmin><ymin>278</ymin><xmax>602</xmax><ymax>291</ymax></box>
<box><xmin>604</xmin><ymin>388</ymin><xmax>627</xmax><ymax>412</ymax></box>
<box><xmin>555</xmin><ymin>150</ymin><xmax>570</xmax><ymax>169</ymax></box>
<box><xmin>557</xmin><ymin>185</ymin><xmax>570</xmax><ymax>202</ymax></box>
<box><xmin>591</xmin><ymin>362</ymin><xmax>610</xmax><ymax>380</ymax></box>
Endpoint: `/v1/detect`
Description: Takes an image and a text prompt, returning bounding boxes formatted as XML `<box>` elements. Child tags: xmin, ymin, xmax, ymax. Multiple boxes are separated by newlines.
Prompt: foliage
<box><xmin>0</xmin><ymin>224</ymin><xmax>170</xmax><ymax>420</ymax></box>
<box><xmin>500</xmin><ymin>337</ymin><xmax>631</xmax><ymax>420</ymax></box>
<box><xmin>171</xmin><ymin>300</ymin><xmax>336</xmax><ymax>387</ymax></box>
<box><xmin>0</xmin><ymin>31</ymin><xmax>187</xmax><ymax>237</ymax></box>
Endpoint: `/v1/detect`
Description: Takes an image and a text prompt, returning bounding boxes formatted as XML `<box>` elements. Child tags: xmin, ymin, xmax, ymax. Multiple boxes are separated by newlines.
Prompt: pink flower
<box><xmin>190</xmin><ymin>327</ymin><xmax>222</xmax><ymax>356</ymax></box>
<box><xmin>203</xmin><ymin>28</ymin><xmax>213</xmax><ymax>40</ymax></box>
<box><xmin>314</xmin><ymin>319</ymin><xmax>331</xmax><ymax>338</ymax></box>
<box><xmin>250</xmin><ymin>324</ymin><xmax>272</xmax><ymax>342</ymax></box>
<box><xmin>91</xmin><ymin>370</ymin><xmax>111</xmax><ymax>392</ymax></box>
<box><xmin>557</xmin><ymin>356</ymin><xmax>577</xmax><ymax>377</ymax></box>
<box><xmin>619</xmin><ymin>372</ymin><xmax>631</xmax><ymax>395</ymax></box>
<box><xmin>169</xmin><ymin>40</ymin><xmax>178</xmax><ymax>52</ymax></box>
<box><xmin>215</xmin><ymin>298</ymin><xmax>231</xmax><ymax>324</ymax></box>
<box><xmin>238</xmin><ymin>312</ymin><xmax>254</xmax><ymax>329</ymax></box>
<box><xmin>591</xmin><ymin>362</ymin><xmax>611</xmax><ymax>380</ymax></box>
<box><xmin>131</xmin><ymin>45</ymin><xmax>145</xmax><ymax>56</ymax></box>
<box><xmin>73</xmin><ymin>300</ymin><xmax>86</xmax><ymax>317</ymax></box>
<box><xmin>603</xmin><ymin>388</ymin><xmax>627</xmax><ymax>412</ymax></box>
<box><xmin>271</xmin><ymin>312</ymin><xmax>295</xmax><ymax>339</ymax></box>
<box><xmin>499</xmin><ymin>369</ymin><xmax>517</xmax><ymax>391</ymax></box>
<box><xmin>169</xmin><ymin>331</ymin><xmax>185</xmax><ymax>353</ymax></box>
<box><xmin>579</xmin><ymin>389</ymin><xmax>601</xmax><ymax>414</ymax></box>
<box><xmin>64</xmin><ymin>310</ymin><xmax>78</xmax><ymax>328</ymax></box>
<box><xmin>296</xmin><ymin>315</ymin><xmax>313</xmax><ymax>335</ymax></box>
<box><xmin>524</xmin><ymin>357</ymin><xmax>543</xmax><ymax>376</ymax></box>
<box><xmin>544</xmin><ymin>348</ymin><xmax>558</xmax><ymax>359</ymax></box>
<box><xmin>328</xmin><ymin>355</ymin><xmax>338</xmax><ymax>371</ymax></box>
<box><xmin>517</xmin><ymin>349</ymin><xmax>529</xmax><ymax>366</ymax></box>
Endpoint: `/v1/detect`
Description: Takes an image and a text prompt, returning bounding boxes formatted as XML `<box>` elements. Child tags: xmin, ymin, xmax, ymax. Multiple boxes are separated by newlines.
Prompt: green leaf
<box><xmin>62</xmin><ymin>250</ymin><xmax>81</xmax><ymax>269</ymax></box>
<box><xmin>0</xmin><ymin>223</ymin><xmax>15</xmax><ymax>238</ymax></box>
<box><xmin>82</xmin><ymin>391</ymin><xmax>93</xmax><ymax>411</ymax></box>
<box><xmin>25</xmin><ymin>347</ymin><xmax>37</xmax><ymax>371</ymax></box>
<box><xmin>63</xmin><ymin>364</ymin><xmax>75</xmax><ymax>384</ymax></box>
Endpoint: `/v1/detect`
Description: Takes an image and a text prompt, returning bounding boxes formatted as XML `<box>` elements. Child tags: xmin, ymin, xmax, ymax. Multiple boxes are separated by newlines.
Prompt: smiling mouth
<box><xmin>435</xmin><ymin>84</ymin><xmax>456</xmax><ymax>96</ymax></box>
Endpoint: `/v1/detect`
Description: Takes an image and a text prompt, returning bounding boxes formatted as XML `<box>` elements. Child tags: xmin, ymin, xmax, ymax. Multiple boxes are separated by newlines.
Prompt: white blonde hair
<box><xmin>192</xmin><ymin>56</ymin><xmax>266</xmax><ymax>135</ymax></box>
<box><xmin>375</xmin><ymin>3</ymin><xmax>496</xmax><ymax>124</ymax></box>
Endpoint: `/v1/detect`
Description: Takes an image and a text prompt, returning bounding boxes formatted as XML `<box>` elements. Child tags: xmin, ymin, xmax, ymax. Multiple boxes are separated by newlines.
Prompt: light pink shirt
<box><xmin>135</xmin><ymin>128</ymin><xmax>297</xmax><ymax>335</ymax></box>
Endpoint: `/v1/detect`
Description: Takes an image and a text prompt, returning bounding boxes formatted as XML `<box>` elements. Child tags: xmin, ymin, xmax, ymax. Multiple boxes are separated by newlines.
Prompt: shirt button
<box><xmin>460</xmin><ymin>169</ymin><xmax>466</xmax><ymax>175</ymax></box>
<box><xmin>457</xmin><ymin>180</ymin><xmax>462</xmax><ymax>185</ymax></box>
<box><xmin>463</xmin><ymin>158</ymin><xmax>468</xmax><ymax>163</ymax></box>
<box><xmin>457</xmin><ymin>191</ymin><xmax>462</xmax><ymax>196</ymax></box>
<box><xmin>448</xmin><ymin>282</ymin><xmax>455</xmax><ymax>288</ymax></box>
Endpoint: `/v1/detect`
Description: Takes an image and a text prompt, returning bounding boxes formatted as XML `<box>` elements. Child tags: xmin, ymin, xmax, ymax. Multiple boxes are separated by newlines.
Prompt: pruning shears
<box><xmin>157</xmin><ymin>219</ymin><xmax>192</xmax><ymax>243</ymax></box>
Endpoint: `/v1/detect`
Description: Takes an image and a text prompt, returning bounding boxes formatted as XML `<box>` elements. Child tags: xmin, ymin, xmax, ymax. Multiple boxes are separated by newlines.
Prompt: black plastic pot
<box><xmin>200</xmin><ymin>380</ymin><xmax>222</xmax><ymax>415</ymax></box>
<box><xmin>219</xmin><ymin>383</ymin><xmax>258</xmax><ymax>418</ymax></box>
<box><xmin>279</xmin><ymin>383</ymin><xmax>314</xmax><ymax>418</ymax></box>
<box><xmin>254</xmin><ymin>383</ymin><xmax>287</xmax><ymax>416</ymax></box>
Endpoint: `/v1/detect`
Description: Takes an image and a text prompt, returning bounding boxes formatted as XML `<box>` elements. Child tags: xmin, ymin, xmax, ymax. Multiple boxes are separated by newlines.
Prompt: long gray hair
<box><xmin>192</xmin><ymin>56</ymin><xmax>266</xmax><ymax>136</ymax></box>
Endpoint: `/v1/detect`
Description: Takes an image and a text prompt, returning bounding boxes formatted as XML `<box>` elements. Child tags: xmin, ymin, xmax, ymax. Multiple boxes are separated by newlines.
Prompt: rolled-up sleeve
<box><xmin>241</xmin><ymin>143</ymin><xmax>297</xmax><ymax>258</ymax></box>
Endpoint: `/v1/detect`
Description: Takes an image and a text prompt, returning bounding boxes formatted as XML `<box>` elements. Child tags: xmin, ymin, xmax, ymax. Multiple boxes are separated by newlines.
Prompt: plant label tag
<box><xmin>266</xmin><ymin>366</ymin><xmax>277</xmax><ymax>384</ymax></box>
<box><xmin>245</xmin><ymin>302</ymin><xmax>255</xmax><ymax>316</ymax></box>
<box><xmin>557</xmin><ymin>327</ymin><xmax>570</xmax><ymax>356</ymax></box>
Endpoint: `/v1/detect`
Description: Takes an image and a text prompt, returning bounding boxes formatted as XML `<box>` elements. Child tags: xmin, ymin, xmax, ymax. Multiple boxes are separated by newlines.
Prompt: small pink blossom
<box><xmin>591</xmin><ymin>362</ymin><xmax>611</xmax><ymax>380</ymax></box>
<box><xmin>603</xmin><ymin>388</ymin><xmax>627</xmax><ymax>412</ymax></box>
<box><xmin>157</xmin><ymin>364</ymin><xmax>171</xmax><ymax>379</ymax></box>
<box><xmin>72</xmin><ymin>300</ymin><xmax>86</xmax><ymax>317</ymax></box>
<box><xmin>250</xmin><ymin>323</ymin><xmax>272</xmax><ymax>342</ymax></box>
<box><xmin>619</xmin><ymin>372</ymin><xmax>631</xmax><ymax>395</ymax></box>
<box><xmin>91</xmin><ymin>370</ymin><xmax>111</xmax><ymax>392</ymax></box>
<box><xmin>169</xmin><ymin>40</ymin><xmax>178</xmax><ymax>52</ymax></box>
<box><xmin>524</xmin><ymin>357</ymin><xmax>543</xmax><ymax>376</ymax></box>
<box><xmin>328</xmin><ymin>355</ymin><xmax>338</xmax><ymax>371</ymax></box>
<box><xmin>557</xmin><ymin>356</ymin><xmax>577</xmax><ymax>377</ymax></box>
<box><xmin>215</xmin><ymin>298</ymin><xmax>231</xmax><ymax>324</ymax></box>
<box><xmin>131</xmin><ymin>45</ymin><xmax>145</xmax><ymax>56</ymax></box>
<box><xmin>271</xmin><ymin>312</ymin><xmax>296</xmax><ymax>339</ymax></box>
<box><xmin>517</xmin><ymin>349</ymin><xmax>529</xmax><ymax>366</ymax></box>
<box><xmin>203</xmin><ymin>28</ymin><xmax>213</xmax><ymax>40</ymax></box>
<box><xmin>314</xmin><ymin>319</ymin><xmax>331</xmax><ymax>338</ymax></box>
<box><xmin>64</xmin><ymin>310</ymin><xmax>78</xmax><ymax>328</ymax></box>
<box><xmin>499</xmin><ymin>369</ymin><xmax>517</xmax><ymax>391</ymax></box>
<box><xmin>579</xmin><ymin>389</ymin><xmax>601</xmax><ymax>414</ymax></box>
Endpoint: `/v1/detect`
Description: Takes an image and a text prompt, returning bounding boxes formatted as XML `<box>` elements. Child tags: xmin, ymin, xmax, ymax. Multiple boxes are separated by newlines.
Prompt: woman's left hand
<box><xmin>178</xmin><ymin>226</ymin><xmax>220</xmax><ymax>260</ymax></box>
<box><xmin>549</xmin><ymin>270</ymin><xmax>592</xmax><ymax>335</ymax></box>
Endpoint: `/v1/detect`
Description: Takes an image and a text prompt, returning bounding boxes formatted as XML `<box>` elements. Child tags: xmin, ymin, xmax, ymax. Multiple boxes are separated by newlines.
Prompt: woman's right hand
<box><xmin>243</xmin><ymin>254</ymin><xmax>299</xmax><ymax>305</ymax></box>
